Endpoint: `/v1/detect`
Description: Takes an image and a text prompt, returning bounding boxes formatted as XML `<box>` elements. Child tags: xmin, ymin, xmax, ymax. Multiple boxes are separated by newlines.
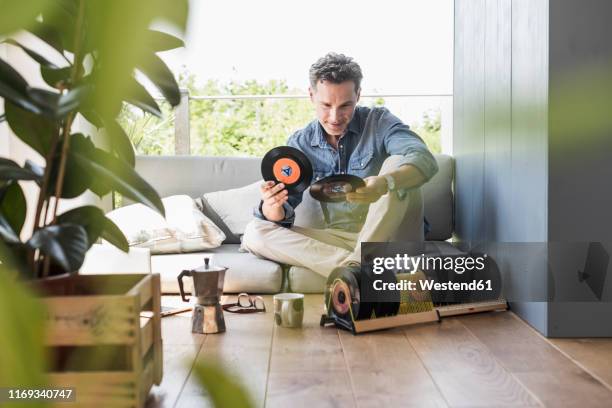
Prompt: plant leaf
<box><xmin>72</xmin><ymin>147</ymin><xmax>165</xmax><ymax>216</ymax></box>
<box><xmin>83</xmin><ymin>0</ymin><xmax>187</xmax><ymax>119</ymax></box>
<box><xmin>99</xmin><ymin>216</ymin><xmax>129</xmax><ymax>252</ymax></box>
<box><xmin>137</xmin><ymin>53</ymin><xmax>181</xmax><ymax>106</ymax></box>
<box><xmin>56</xmin><ymin>206</ymin><xmax>100</xmax><ymax>243</ymax></box>
<box><xmin>146</xmin><ymin>30</ymin><xmax>185</xmax><ymax>52</ymax></box>
<box><xmin>20</xmin><ymin>85</ymin><xmax>88</xmax><ymax>119</ymax></box>
<box><xmin>47</xmin><ymin>133</ymin><xmax>94</xmax><ymax>199</ymax></box>
<box><xmin>0</xmin><ymin>182</ymin><xmax>27</xmax><ymax>242</ymax></box>
<box><xmin>27</xmin><ymin>224</ymin><xmax>88</xmax><ymax>272</ymax></box>
<box><xmin>0</xmin><ymin>0</ymin><xmax>52</xmax><ymax>36</ymax></box>
<box><xmin>79</xmin><ymin>109</ymin><xmax>104</xmax><ymax>128</ymax></box>
<box><xmin>86</xmin><ymin>0</ymin><xmax>158</xmax><ymax>119</ymax></box>
<box><xmin>24</xmin><ymin>160</ymin><xmax>45</xmax><ymax>187</ymax></box>
<box><xmin>5</xmin><ymin>100</ymin><xmax>55</xmax><ymax>155</ymax></box>
<box><xmin>125</xmin><ymin>78</ymin><xmax>162</xmax><ymax>117</ymax></box>
<box><xmin>151</xmin><ymin>0</ymin><xmax>189</xmax><ymax>35</ymax></box>
<box><xmin>0</xmin><ymin>248</ymin><xmax>47</xmax><ymax>390</ymax></box>
<box><xmin>0</xmin><ymin>215</ymin><xmax>20</xmax><ymax>244</ymax></box>
<box><xmin>56</xmin><ymin>85</ymin><xmax>90</xmax><ymax>117</ymax></box>
<box><xmin>41</xmin><ymin>66</ymin><xmax>72</xmax><ymax>89</ymax></box>
<box><xmin>57</xmin><ymin>205</ymin><xmax>128</xmax><ymax>251</ymax></box>
<box><xmin>192</xmin><ymin>360</ymin><xmax>254</xmax><ymax>408</ymax></box>
<box><xmin>101</xmin><ymin>119</ymin><xmax>135</xmax><ymax>166</ymax></box>
<box><xmin>0</xmin><ymin>158</ymin><xmax>42</xmax><ymax>182</ymax></box>
<box><xmin>41</xmin><ymin>0</ymin><xmax>79</xmax><ymax>53</ymax></box>
<box><xmin>3</xmin><ymin>38</ymin><xmax>59</xmax><ymax>68</ymax></box>
<box><xmin>27</xmin><ymin>87</ymin><xmax>60</xmax><ymax>117</ymax></box>
<box><xmin>29</xmin><ymin>20</ymin><xmax>65</xmax><ymax>54</ymax></box>
<box><xmin>0</xmin><ymin>58</ymin><xmax>43</xmax><ymax>114</ymax></box>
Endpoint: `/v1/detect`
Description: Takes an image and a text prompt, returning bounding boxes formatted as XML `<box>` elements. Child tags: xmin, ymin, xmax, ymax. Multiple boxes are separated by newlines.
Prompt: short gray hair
<box><xmin>309</xmin><ymin>53</ymin><xmax>363</xmax><ymax>92</ymax></box>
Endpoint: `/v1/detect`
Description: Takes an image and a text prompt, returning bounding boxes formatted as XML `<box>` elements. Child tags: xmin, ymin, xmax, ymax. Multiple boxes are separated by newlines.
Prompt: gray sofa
<box><xmin>133</xmin><ymin>154</ymin><xmax>455</xmax><ymax>294</ymax></box>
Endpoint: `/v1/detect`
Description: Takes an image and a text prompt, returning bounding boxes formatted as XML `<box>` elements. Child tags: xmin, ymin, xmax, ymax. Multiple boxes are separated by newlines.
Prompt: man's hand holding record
<box><xmin>310</xmin><ymin>174</ymin><xmax>366</xmax><ymax>203</ymax></box>
<box><xmin>260</xmin><ymin>181</ymin><xmax>288</xmax><ymax>209</ymax></box>
<box><xmin>260</xmin><ymin>146</ymin><xmax>313</xmax><ymax>221</ymax></box>
<box><xmin>345</xmin><ymin>175</ymin><xmax>389</xmax><ymax>204</ymax></box>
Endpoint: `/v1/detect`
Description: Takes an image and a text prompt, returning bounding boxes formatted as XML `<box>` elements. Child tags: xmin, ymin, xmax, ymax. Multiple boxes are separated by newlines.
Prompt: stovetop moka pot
<box><xmin>177</xmin><ymin>257</ymin><xmax>227</xmax><ymax>334</ymax></box>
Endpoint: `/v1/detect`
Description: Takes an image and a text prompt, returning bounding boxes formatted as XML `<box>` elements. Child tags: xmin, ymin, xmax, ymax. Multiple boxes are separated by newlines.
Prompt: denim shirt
<box><xmin>256</xmin><ymin>106</ymin><xmax>439</xmax><ymax>232</ymax></box>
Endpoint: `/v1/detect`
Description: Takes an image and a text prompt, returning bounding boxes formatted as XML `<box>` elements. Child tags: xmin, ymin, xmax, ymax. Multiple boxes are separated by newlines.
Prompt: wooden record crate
<box><xmin>33</xmin><ymin>273</ymin><xmax>163</xmax><ymax>408</ymax></box>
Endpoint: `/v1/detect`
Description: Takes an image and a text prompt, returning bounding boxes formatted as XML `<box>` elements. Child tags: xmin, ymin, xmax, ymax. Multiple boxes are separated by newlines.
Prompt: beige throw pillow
<box><xmin>203</xmin><ymin>181</ymin><xmax>261</xmax><ymax>236</ymax></box>
<box><xmin>106</xmin><ymin>195</ymin><xmax>226</xmax><ymax>254</ymax></box>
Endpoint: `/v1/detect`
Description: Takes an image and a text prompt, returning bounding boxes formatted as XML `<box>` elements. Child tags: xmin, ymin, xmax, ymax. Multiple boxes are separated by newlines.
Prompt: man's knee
<box><xmin>241</xmin><ymin>218</ymin><xmax>280</xmax><ymax>253</ymax></box>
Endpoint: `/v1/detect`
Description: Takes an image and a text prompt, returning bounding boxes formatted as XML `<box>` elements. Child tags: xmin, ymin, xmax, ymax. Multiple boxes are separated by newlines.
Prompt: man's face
<box><xmin>309</xmin><ymin>80</ymin><xmax>360</xmax><ymax>137</ymax></box>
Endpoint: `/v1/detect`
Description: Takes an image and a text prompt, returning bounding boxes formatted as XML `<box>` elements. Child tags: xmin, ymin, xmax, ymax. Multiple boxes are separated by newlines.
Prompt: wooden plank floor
<box><xmin>146</xmin><ymin>295</ymin><xmax>612</xmax><ymax>408</ymax></box>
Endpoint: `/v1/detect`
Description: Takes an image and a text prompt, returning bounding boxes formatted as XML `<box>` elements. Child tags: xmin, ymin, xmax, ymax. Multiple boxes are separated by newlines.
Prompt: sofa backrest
<box><xmin>134</xmin><ymin>154</ymin><xmax>454</xmax><ymax>240</ymax></box>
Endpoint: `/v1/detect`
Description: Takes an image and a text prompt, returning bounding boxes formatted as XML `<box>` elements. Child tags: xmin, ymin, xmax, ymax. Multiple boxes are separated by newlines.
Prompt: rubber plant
<box><xmin>0</xmin><ymin>0</ymin><xmax>188</xmax><ymax>278</ymax></box>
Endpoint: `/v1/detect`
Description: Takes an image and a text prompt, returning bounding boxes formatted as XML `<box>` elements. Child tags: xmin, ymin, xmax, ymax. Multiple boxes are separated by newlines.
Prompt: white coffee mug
<box><xmin>273</xmin><ymin>293</ymin><xmax>304</xmax><ymax>328</ymax></box>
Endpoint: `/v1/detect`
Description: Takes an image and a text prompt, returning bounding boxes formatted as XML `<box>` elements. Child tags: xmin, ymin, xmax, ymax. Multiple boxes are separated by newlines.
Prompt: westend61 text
<box><xmin>373</xmin><ymin>279</ymin><xmax>493</xmax><ymax>292</ymax></box>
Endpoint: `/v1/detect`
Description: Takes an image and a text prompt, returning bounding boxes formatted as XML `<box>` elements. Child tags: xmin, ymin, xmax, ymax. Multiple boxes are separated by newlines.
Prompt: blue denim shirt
<box><xmin>256</xmin><ymin>106</ymin><xmax>439</xmax><ymax>232</ymax></box>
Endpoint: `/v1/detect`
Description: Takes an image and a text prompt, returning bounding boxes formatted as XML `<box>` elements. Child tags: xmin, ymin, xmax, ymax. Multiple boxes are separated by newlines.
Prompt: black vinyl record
<box><xmin>261</xmin><ymin>146</ymin><xmax>313</xmax><ymax>194</ymax></box>
<box><xmin>310</xmin><ymin>174</ymin><xmax>366</xmax><ymax>203</ymax></box>
<box><xmin>325</xmin><ymin>266</ymin><xmax>374</xmax><ymax>321</ymax></box>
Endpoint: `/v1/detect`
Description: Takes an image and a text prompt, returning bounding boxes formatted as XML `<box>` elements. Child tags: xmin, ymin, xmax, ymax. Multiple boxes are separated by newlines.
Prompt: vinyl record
<box><xmin>360</xmin><ymin>261</ymin><xmax>400</xmax><ymax>318</ymax></box>
<box><xmin>261</xmin><ymin>146</ymin><xmax>313</xmax><ymax>194</ymax></box>
<box><xmin>325</xmin><ymin>266</ymin><xmax>374</xmax><ymax>321</ymax></box>
<box><xmin>310</xmin><ymin>174</ymin><xmax>366</xmax><ymax>203</ymax></box>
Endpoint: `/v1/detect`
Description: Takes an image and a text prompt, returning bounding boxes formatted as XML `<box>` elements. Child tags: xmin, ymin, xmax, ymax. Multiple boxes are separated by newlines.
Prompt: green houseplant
<box><xmin>1</xmin><ymin>3</ymin><xmax>256</xmax><ymax>406</ymax></box>
<box><xmin>0</xmin><ymin>0</ymin><xmax>189</xmax><ymax>278</ymax></box>
<box><xmin>0</xmin><ymin>1</ymin><xmax>189</xmax><ymax>404</ymax></box>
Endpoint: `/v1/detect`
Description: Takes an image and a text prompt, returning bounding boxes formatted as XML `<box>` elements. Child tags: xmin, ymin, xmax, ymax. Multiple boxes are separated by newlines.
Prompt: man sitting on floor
<box><xmin>242</xmin><ymin>52</ymin><xmax>438</xmax><ymax>277</ymax></box>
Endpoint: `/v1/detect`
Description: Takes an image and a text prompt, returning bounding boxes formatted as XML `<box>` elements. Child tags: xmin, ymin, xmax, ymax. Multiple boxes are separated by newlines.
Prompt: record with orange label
<box><xmin>261</xmin><ymin>146</ymin><xmax>313</xmax><ymax>193</ymax></box>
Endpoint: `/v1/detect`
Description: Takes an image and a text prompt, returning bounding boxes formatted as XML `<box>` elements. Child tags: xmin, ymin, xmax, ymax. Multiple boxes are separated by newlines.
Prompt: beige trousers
<box><xmin>241</xmin><ymin>155</ymin><xmax>424</xmax><ymax>278</ymax></box>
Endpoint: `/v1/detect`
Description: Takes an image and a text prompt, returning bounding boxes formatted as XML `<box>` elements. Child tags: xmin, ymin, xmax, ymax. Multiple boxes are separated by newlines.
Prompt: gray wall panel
<box><xmin>453</xmin><ymin>0</ymin><xmax>466</xmax><ymax>240</ymax></box>
<box><xmin>547</xmin><ymin>0</ymin><xmax>612</xmax><ymax>336</ymax></box>
<box><xmin>510</xmin><ymin>0</ymin><xmax>549</xmax><ymax>243</ymax></box>
<box><xmin>454</xmin><ymin>0</ymin><xmax>486</xmax><ymax>246</ymax></box>
<box><xmin>455</xmin><ymin>0</ymin><xmax>612</xmax><ymax>336</ymax></box>
<box><xmin>455</xmin><ymin>0</ymin><xmax>549</xmax><ymax>334</ymax></box>
<box><xmin>548</xmin><ymin>0</ymin><xmax>612</xmax><ymax>242</ymax></box>
<box><xmin>509</xmin><ymin>0</ymin><xmax>550</xmax><ymax>335</ymax></box>
<box><xmin>483</xmin><ymin>0</ymin><xmax>512</xmax><ymax>243</ymax></box>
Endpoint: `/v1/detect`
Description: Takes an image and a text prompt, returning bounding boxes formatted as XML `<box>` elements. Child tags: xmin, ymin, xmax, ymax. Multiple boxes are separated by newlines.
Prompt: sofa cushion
<box><xmin>80</xmin><ymin>244</ymin><xmax>152</xmax><ymax>274</ymax></box>
<box><xmin>151</xmin><ymin>244</ymin><xmax>282</xmax><ymax>294</ymax></box>
<box><xmin>288</xmin><ymin>266</ymin><xmax>326</xmax><ymax>294</ymax></box>
<box><xmin>203</xmin><ymin>181</ymin><xmax>261</xmax><ymax>236</ymax></box>
<box><xmin>134</xmin><ymin>155</ymin><xmax>263</xmax><ymax>198</ymax></box>
<box><xmin>201</xmin><ymin>181</ymin><xmax>326</xmax><ymax>237</ymax></box>
<box><xmin>195</xmin><ymin>196</ymin><xmax>241</xmax><ymax>244</ymax></box>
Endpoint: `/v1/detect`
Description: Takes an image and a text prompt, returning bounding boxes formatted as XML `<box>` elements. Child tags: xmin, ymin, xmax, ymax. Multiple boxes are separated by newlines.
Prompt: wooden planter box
<box><xmin>34</xmin><ymin>273</ymin><xmax>163</xmax><ymax>408</ymax></box>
